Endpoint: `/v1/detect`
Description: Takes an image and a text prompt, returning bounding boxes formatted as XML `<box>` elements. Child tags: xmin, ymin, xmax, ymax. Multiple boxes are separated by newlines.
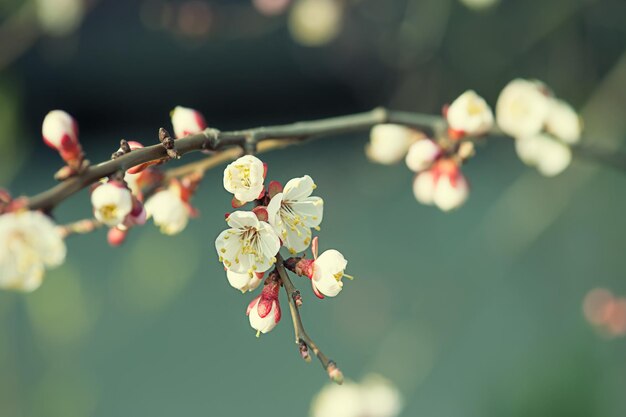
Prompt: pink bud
<box><xmin>123</xmin><ymin>141</ymin><xmax>154</xmax><ymax>174</ymax></box>
<box><xmin>42</xmin><ymin>110</ymin><xmax>83</xmax><ymax>169</ymax></box>
<box><xmin>170</xmin><ymin>106</ymin><xmax>207</xmax><ymax>138</ymax></box>
<box><xmin>107</xmin><ymin>227</ymin><xmax>127</xmax><ymax>246</ymax></box>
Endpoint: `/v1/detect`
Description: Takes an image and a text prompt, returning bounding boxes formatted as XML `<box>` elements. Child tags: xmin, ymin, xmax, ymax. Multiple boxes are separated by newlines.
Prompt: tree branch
<box><xmin>24</xmin><ymin>108</ymin><xmax>444</xmax><ymax>212</ymax></box>
<box><xmin>22</xmin><ymin>107</ymin><xmax>625</xmax><ymax>212</ymax></box>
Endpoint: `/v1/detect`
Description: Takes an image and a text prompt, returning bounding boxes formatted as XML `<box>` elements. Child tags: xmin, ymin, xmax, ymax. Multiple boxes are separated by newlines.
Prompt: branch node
<box><xmin>158</xmin><ymin>128</ymin><xmax>180</xmax><ymax>159</ymax></box>
<box><xmin>202</xmin><ymin>128</ymin><xmax>221</xmax><ymax>151</ymax></box>
<box><xmin>292</xmin><ymin>290</ymin><xmax>303</xmax><ymax>307</ymax></box>
<box><xmin>372</xmin><ymin>106</ymin><xmax>389</xmax><ymax>124</ymax></box>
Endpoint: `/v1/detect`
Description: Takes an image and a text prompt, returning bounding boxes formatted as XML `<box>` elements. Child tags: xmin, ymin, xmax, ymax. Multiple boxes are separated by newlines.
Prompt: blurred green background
<box><xmin>1</xmin><ymin>0</ymin><xmax>626</xmax><ymax>416</ymax></box>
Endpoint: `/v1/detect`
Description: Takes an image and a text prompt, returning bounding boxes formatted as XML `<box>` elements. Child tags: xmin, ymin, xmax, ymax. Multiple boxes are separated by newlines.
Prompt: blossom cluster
<box><xmin>215</xmin><ymin>154</ymin><xmax>351</xmax><ymax>335</ymax></box>
<box><xmin>0</xmin><ymin>105</ymin><xmax>208</xmax><ymax>291</ymax></box>
<box><xmin>366</xmin><ymin>81</ymin><xmax>582</xmax><ymax>211</ymax></box>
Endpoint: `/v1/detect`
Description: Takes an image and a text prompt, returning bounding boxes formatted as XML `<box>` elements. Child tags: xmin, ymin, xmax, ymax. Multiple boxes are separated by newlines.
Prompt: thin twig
<box><xmin>275</xmin><ymin>253</ymin><xmax>334</xmax><ymax>372</ymax></box>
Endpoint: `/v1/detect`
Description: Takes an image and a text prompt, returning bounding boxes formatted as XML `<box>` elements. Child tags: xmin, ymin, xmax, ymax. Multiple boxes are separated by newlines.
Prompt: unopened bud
<box><xmin>42</xmin><ymin>110</ymin><xmax>84</xmax><ymax>170</ymax></box>
<box><xmin>327</xmin><ymin>362</ymin><xmax>344</xmax><ymax>385</ymax></box>
<box><xmin>299</xmin><ymin>340</ymin><xmax>311</xmax><ymax>362</ymax></box>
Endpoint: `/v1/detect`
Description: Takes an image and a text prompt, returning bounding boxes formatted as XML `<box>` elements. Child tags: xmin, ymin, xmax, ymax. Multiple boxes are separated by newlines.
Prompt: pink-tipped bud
<box><xmin>170</xmin><ymin>106</ymin><xmax>207</xmax><ymax>138</ymax></box>
<box><xmin>107</xmin><ymin>227</ymin><xmax>127</xmax><ymax>246</ymax></box>
<box><xmin>327</xmin><ymin>363</ymin><xmax>344</xmax><ymax>385</ymax></box>
<box><xmin>42</xmin><ymin>110</ymin><xmax>83</xmax><ymax>169</ymax></box>
<box><xmin>299</xmin><ymin>341</ymin><xmax>311</xmax><ymax>362</ymax></box>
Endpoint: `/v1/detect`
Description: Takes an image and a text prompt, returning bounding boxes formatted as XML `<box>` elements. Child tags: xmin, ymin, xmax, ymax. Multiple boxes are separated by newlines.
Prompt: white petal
<box><xmin>226</xmin><ymin>270</ymin><xmax>262</xmax><ymax>292</ymax></box>
<box><xmin>412</xmin><ymin>171</ymin><xmax>436</xmax><ymax>205</ymax></box>
<box><xmin>283</xmin><ymin>175</ymin><xmax>315</xmax><ymax>201</ymax></box>
<box><xmin>433</xmin><ymin>174</ymin><xmax>469</xmax><ymax>212</ymax></box>
<box><xmin>405</xmin><ymin>140</ymin><xmax>440</xmax><ymax>172</ymax></box>
<box><xmin>226</xmin><ymin>211</ymin><xmax>260</xmax><ymax>229</ymax></box>
<box><xmin>266</xmin><ymin>192</ymin><xmax>284</xmax><ymax>227</ymax></box>
<box><xmin>144</xmin><ymin>189</ymin><xmax>189</xmax><ymax>235</ymax></box>
<box><xmin>535</xmin><ymin>137</ymin><xmax>572</xmax><ymax>177</ymax></box>
<box><xmin>545</xmin><ymin>99</ymin><xmax>581</xmax><ymax>144</ymax></box>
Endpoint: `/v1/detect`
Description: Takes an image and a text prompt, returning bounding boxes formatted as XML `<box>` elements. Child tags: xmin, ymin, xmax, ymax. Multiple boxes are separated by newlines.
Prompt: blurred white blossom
<box><xmin>0</xmin><ymin>211</ymin><xmax>66</xmax><ymax>292</ymax></box>
<box><xmin>367</xmin><ymin>124</ymin><xmax>419</xmax><ymax>165</ymax></box>
<box><xmin>515</xmin><ymin>134</ymin><xmax>572</xmax><ymax>177</ymax></box>
<box><xmin>144</xmin><ymin>187</ymin><xmax>190</xmax><ymax>235</ymax></box>
<box><xmin>35</xmin><ymin>0</ymin><xmax>85</xmax><ymax>36</ymax></box>
<box><xmin>446</xmin><ymin>90</ymin><xmax>494</xmax><ymax>137</ymax></box>
<box><xmin>545</xmin><ymin>99</ymin><xmax>582</xmax><ymax>144</ymax></box>
<box><xmin>496</xmin><ymin>78</ymin><xmax>551</xmax><ymax>138</ymax></box>
<box><xmin>405</xmin><ymin>139</ymin><xmax>441</xmax><ymax>172</ymax></box>
<box><xmin>413</xmin><ymin>159</ymin><xmax>469</xmax><ymax>212</ymax></box>
<box><xmin>170</xmin><ymin>106</ymin><xmax>207</xmax><ymax>139</ymax></box>
<box><xmin>289</xmin><ymin>0</ymin><xmax>342</xmax><ymax>46</ymax></box>
<box><xmin>459</xmin><ymin>0</ymin><xmax>500</xmax><ymax>11</ymax></box>
<box><xmin>311</xmin><ymin>374</ymin><xmax>402</xmax><ymax>417</ymax></box>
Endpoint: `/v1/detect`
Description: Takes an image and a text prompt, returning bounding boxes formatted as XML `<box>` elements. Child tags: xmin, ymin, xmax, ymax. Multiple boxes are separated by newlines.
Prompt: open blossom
<box><xmin>223</xmin><ymin>155</ymin><xmax>266</xmax><ymax>203</ymax></box>
<box><xmin>413</xmin><ymin>159</ymin><xmax>469</xmax><ymax>211</ymax></box>
<box><xmin>227</xmin><ymin>270</ymin><xmax>264</xmax><ymax>293</ymax></box>
<box><xmin>496</xmin><ymin>78</ymin><xmax>551</xmax><ymax>138</ymax></box>
<box><xmin>366</xmin><ymin>124</ymin><xmax>419</xmax><ymax>165</ymax></box>
<box><xmin>247</xmin><ymin>276</ymin><xmax>281</xmax><ymax>336</ymax></box>
<box><xmin>545</xmin><ymin>99</ymin><xmax>582</xmax><ymax>144</ymax></box>
<box><xmin>267</xmin><ymin>175</ymin><xmax>323</xmax><ymax>254</ymax></box>
<box><xmin>446</xmin><ymin>90</ymin><xmax>494</xmax><ymax>137</ymax></box>
<box><xmin>405</xmin><ymin>139</ymin><xmax>441</xmax><ymax>172</ymax></box>
<box><xmin>170</xmin><ymin>106</ymin><xmax>207</xmax><ymax>138</ymax></box>
<box><xmin>311</xmin><ymin>374</ymin><xmax>403</xmax><ymax>417</ymax></box>
<box><xmin>515</xmin><ymin>133</ymin><xmax>572</xmax><ymax>177</ymax></box>
<box><xmin>42</xmin><ymin>109</ymin><xmax>83</xmax><ymax>168</ymax></box>
<box><xmin>144</xmin><ymin>184</ymin><xmax>192</xmax><ymax>235</ymax></box>
<box><xmin>215</xmin><ymin>211</ymin><xmax>280</xmax><ymax>275</ymax></box>
<box><xmin>91</xmin><ymin>181</ymin><xmax>133</xmax><ymax>227</ymax></box>
<box><xmin>292</xmin><ymin>237</ymin><xmax>350</xmax><ymax>298</ymax></box>
<box><xmin>0</xmin><ymin>211</ymin><xmax>66</xmax><ymax>292</ymax></box>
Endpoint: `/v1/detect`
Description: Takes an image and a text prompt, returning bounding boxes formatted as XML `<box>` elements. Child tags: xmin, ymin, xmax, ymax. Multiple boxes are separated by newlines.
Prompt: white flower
<box><xmin>91</xmin><ymin>182</ymin><xmax>133</xmax><ymax>227</ymax></box>
<box><xmin>405</xmin><ymin>139</ymin><xmax>441</xmax><ymax>172</ymax></box>
<box><xmin>413</xmin><ymin>159</ymin><xmax>469</xmax><ymax>211</ymax></box>
<box><xmin>545</xmin><ymin>99</ymin><xmax>581</xmax><ymax>144</ymax></box>
<box><xmin>223</xmin><ymin>155</ymin><xmax>266</xmax><ymax>203</ymax></box>
<box><xmin>42</xmin><ymin>109</ymin><xmax>82</xmax><ymax>165</ymax></box>
<box><xmin>311</xmin><ymin>374</ymin><xmax>403</xmax><ymax>417</ymax></box>
<box><xmin>226</xmin><ymin>270</ymin><xmax>263</xmax><ymax>293</ymax></box>
<box><xmin>496</xmin><ymin>78</ymin><xmax>551</xmax><ymax>138</ymax></box>
<box><xmin>366</xmin><ymin>124</ymin><xmax>418</xmax><ymax>165</ymax></box>
<box><xmin>215</xmin><ymin>211</ymin><xmax>280</xmax><ymax>275</ymax></box>
<box><xmin>170</xmin><ymin>106</ymin><xmax>207</xmax><ymax>138</ymax></box>
<box><xmin>267</xmin><ymin>175</ymin><xmax>323</xmax><ymax>254</ymax></box>
<box><xmin>359</xmin><ymin>375</ymin><xmax>404</xmax><ymax>417</ymax></box>
<box><xmin>288</xmin><ymin>0</ymin><xmax>342</xmax><ymax>46</ymax></box>
<box><xmin>246</xmin><ymin>278</ymin><xmax>281</xmax><ymax>336</ymax></box>
<box><xmin>515</xmin><ymin>134</ymin><xmax>572</xmax><ymax>177</ymax></box>
<box><xmin>144</xmin><ymin>188</ymin><xmax>190</xmax><ymax>235</ymax></box>
<box><xmin>311</xmin><ymin>249</ymin><xmax>349</xmax><ymax>298</ymax></box>
<box><xmin>446</xmin><ymin>90</ymin><xmax>494</xmax><ymax>136</ymax></box>
<box><xmin>0</xmin><ymin>211</ymin><xmax>66</xmax><ymax>292</ymax></box>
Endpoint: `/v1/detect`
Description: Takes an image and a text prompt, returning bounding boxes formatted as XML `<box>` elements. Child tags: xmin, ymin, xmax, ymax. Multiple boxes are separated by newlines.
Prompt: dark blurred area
<box><xmin>1</xmin><ymin>1</ymin><xmax>626</xmax><ymax>417</ymax></box>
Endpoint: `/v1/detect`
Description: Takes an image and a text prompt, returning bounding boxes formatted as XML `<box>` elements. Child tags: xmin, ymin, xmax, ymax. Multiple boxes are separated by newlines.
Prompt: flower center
<box><xmin>99</xmin><ymin>204</ymin><xmax>119</xmax><ymax>221</ymax></box>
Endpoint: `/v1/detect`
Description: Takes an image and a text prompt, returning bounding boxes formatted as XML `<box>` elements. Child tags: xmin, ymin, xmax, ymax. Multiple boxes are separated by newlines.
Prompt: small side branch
<box><xmin>275</xmin><ymin>253</ymin><xmax>343</xmax><ymax>383</ymax></box>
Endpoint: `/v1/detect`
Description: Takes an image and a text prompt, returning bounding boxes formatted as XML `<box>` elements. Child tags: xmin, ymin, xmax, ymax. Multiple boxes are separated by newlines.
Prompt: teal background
<box><xmin>1</xmin><ymin>0</ymin><xmax>626</xmax><ymax>416</ymax></box>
